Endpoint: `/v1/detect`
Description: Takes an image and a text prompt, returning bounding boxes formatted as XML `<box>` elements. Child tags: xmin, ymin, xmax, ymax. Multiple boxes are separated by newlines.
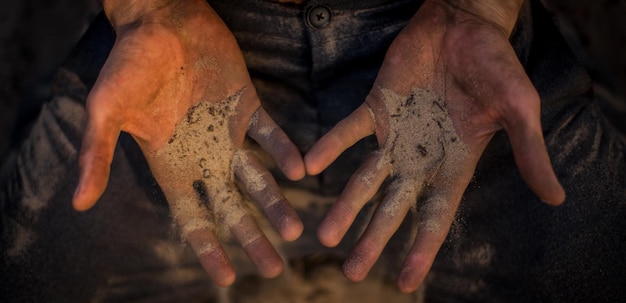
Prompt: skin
<box><xmin>72</xmin><ymin>0</ymin><xmax>305</xmax><ymax>286</ymax></box>
<box><xmin>305</xmin><ymin>0</ymin><xmax>566</xmax><ymax>293</ymax></box>
<box><xmin>73</xmin><ymin>0</ymin><xmax>565</xmax><ymax>293</ymax></box>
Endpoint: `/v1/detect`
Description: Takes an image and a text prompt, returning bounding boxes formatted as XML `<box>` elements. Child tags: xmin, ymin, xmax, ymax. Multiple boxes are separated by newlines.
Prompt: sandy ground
<box><xmin>226</xmin><ymin>255</ymin><xmax>423</xmax><ymax>303</ymax></box>
<box><xmin>1</xmin><ymin>0</ymin><xmax>625</xmax><ymax>302</ymax></box>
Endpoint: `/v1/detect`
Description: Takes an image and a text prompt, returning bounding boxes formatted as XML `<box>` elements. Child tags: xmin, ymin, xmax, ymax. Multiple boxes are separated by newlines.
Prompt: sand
<box><xmin>228</xmin><ymin>256</ymin><xmax>423</xmax><ymax>303</ymax></box>
<box><xmin>150</xmin><ymin>86</ymin><xmax>467</xmax><ymax>302</ymax></box>
<box><xmin>153</xmin><ymin>89</ymin><xmax>265</xmax><ymax>246</ymax></box>
<box><xmin>376</xmin><ymin>87</ymin><xmax>469</xmax><ymax>233</ymax></box>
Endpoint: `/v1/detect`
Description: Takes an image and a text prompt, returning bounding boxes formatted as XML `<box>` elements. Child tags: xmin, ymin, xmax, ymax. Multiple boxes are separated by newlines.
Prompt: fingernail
<box><xmin>72</xmin><ymin>183</ymin><xmax>88</xmax><ymax>211</ymax></box>
<box><xmin>73</xmin><ymin>184</ymin><xmax>81</xmax><ymax>199</ymax></box>
<box><xmin>72</xmin><ymin>182</ymin><xmax>83</xmax><ymax>204</ymax></box>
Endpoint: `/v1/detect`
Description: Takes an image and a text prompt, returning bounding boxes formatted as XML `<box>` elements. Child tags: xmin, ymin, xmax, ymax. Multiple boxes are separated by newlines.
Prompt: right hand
<box><xmin>305</xmin><ymin>0</ymin><xmax>564</xmax><ymax>292</ymax></box>
<box><xmin>72</xmin><ymin>0</ymin><xmax>305</xmax><ymax>286</ymax></box>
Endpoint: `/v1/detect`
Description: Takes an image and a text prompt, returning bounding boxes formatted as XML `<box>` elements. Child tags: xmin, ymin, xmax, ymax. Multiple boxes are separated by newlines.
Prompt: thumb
<box><xmin>73</xmin><ymin>89</ymin><xmax>122</xmax><ymax>211</ymax></box>
<box><xmin>503</xmin><ymin>87</ymin><xmax>565</xmax><ymax>206</ymax></box>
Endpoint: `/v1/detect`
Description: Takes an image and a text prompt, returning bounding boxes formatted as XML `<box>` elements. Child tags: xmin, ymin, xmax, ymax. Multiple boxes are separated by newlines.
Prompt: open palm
<box><xmin>73</xmin><ymin>0</ymin><xmax>305</xmax><ymax>286</ymax></box>
<box><xmin>305</xmin><ymin>0</ymin><xmax>565</xmax><ymax>292</ymax></box>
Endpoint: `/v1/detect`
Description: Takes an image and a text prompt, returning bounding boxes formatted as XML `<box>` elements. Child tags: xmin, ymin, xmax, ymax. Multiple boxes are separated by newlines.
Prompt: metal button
<box><xmin>308</xmin><ymin>5</ymin><xmax>331</xmax><ymax>28</ymax></box>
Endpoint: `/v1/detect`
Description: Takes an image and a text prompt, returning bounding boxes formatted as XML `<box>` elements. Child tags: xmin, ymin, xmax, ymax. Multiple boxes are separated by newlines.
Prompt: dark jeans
<box><xmin>2</xmin><ymin>0</ymin><xmax>625</xmax><ymax>301</ymax></box>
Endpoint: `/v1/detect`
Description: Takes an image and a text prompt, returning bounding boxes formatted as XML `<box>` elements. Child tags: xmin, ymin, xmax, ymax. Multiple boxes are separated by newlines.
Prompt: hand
<box><xmin>305</xmin><ymin>0</ymin><xmax>565</xmax><ymax>292</ymax></box>
<box><xmin>72</xmin><ymin>0</ymin><xmax>305</xmax><ymax>286</ymax></box>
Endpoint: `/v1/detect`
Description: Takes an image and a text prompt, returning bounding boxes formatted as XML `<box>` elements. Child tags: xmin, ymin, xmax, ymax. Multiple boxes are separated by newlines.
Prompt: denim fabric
<box><xmin>426</xmin><ymin>3</ymin><xmax>626</xmax><ymax>302</ymax></box>
<box><xmin>209</xmin><ymin>0</ymin><xmax>421</xmax><ymax>194</ymax></box>
<box><xmin>1</xmin><ymin>0</ymin><xmax>625</xmax><ymax>302</ymax></box>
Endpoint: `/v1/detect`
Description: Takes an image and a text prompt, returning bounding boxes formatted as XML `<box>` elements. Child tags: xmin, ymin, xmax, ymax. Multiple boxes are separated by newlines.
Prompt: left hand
<box><xmin>305</xmin><ymin>0</ymin><xmax>565</xmax><ymax>292</ymax></box>
<box><xmin>72</xmin><ymin>0</ymin><xmax>305</xmax><ymax>286</ymax></box>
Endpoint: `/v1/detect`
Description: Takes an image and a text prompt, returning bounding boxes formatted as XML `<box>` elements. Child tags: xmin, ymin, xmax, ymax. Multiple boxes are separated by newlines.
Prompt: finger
<box><xmin>73</xmin><ymin>90</ymin><xmax>122</xmax><ymax>211</ymax></box>
<box><xmin>231</xmin><ymin>215</ymin><xmax>284</xmax><ymax>278</ymax></box>
<box><xmin>305</xmin><ymin>103</ymin><xmax>376</xmax><ymax>175</ymax></box>
<box><xmin>396</xmin><ymin>194</ymin><xmax>456</xmax><ymax>293</ymax></box>
<box><xmin>397</xmin><ymin>155</ymin><xmax>472</xmax><ymax>293</ymax></box>
<box><xmin>169</xmin><ymin>191</ymin><xmax>236</xmax><ymax>287</ymax></box>
<box><xmin>233</xmin><ymin>150</ymin><xmax>303</xmax><ymax>241</ymax></box>
<box><xmin>503</xmin><ymin>92</ymin><xmax>565</xmax><ymax>205</ymax></box>
<box><xmin>508</xmin><ymin>123</ymin><xmax>565</xmax><ymax>205</ymax></box>
<box><xmin>248</xmin><ymin>108</ymin><xmax>305</xmax><ymax>181</ymax></box>
<box><xmin>318</xmin><ymin>151</ymin><xmax>391</xmax><ymax>247</ymax></box>
<box><xmin>343</xmin><ymin>180</ymin><xmax>417</xmax><ymax>282</ymax></box>
<box><xmin>187</xmin><ymin>228</ymin><xmax>236</xmax><ymax>287</ymax></box>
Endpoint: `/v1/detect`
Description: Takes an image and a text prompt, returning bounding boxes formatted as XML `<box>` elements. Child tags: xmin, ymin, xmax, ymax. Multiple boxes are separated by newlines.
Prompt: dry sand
<box><xmin>216</xmin><ymin>87</ymin><xmax>467</xmax><ymax>302</ymax></box>
<box><xmin>153</xmin><ymin>89</ymin><xmax>262</xmax><ymax>247</ymax></box>
<box><xmin>376</xmin><ymin>87</ymin><xmax>468</xmax><ymax>233</ymax></box>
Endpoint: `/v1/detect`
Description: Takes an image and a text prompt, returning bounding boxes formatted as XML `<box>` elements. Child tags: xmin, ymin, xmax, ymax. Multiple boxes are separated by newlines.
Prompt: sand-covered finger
<box><xmin>342</xmin><ymin>181</ymin><xmax>416</xmax><ymax>282</ymax></box>
<box><xmin>187</xmin><ymin>228</ymin><xmax>235</xmax><ymax>286</ymax></box>
<box><xmin>318</xmin><ymin>151</ymin><xmax>391</xmax><ymax>247</ymax></box>
<box><xmin>247</xmin><ymin>108</ymin><xmax>305</xmax><ymax>181</ymax></box>
<box><xmin>233</xmin><ymin>150</ymin><xmax>303</xmax><ymax>241</ymax></box>
<box><xmin>397</xmin><ymin>154</ymin><xmax>471</xmax><ymax>293</ymax></box>
<box><xmin>231</xmin><ymin>215</ymin><xmax>284</xmax><ymax>278</ymax></box>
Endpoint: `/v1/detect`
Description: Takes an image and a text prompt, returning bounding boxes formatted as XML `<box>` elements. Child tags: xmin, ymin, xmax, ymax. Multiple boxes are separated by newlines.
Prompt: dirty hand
<box><xmin>305</xmin><ymin>0</ymin><xmax>565</xmax><ymax>292</ymax></box>
<box><xmin>72</xmin><ymin>0</ymin><xmax>305</xmax><ymax>286</ymax></box>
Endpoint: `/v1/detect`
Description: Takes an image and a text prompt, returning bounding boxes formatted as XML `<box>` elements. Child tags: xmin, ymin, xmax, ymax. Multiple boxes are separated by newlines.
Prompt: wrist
<box><xmin>101</xmin><ymin>0</ymin><xmax>179</xmax><ymax>29</ymax></box>
<box><xmin>429</xmin><ymin>0</ymin><xmax>524</xmax><ymax>35</ymax></box>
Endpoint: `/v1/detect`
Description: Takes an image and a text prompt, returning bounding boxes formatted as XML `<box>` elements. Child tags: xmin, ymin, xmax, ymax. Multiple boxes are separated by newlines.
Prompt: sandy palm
<box><xmin>305</xmin><ymin>0</ymin><xmax>565</xmax><ymax>292</ymax></box>
<box><xmin>73</xmin><ymin>0</ymin><xmax>305</xmax><ymax>286</ymax></box>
